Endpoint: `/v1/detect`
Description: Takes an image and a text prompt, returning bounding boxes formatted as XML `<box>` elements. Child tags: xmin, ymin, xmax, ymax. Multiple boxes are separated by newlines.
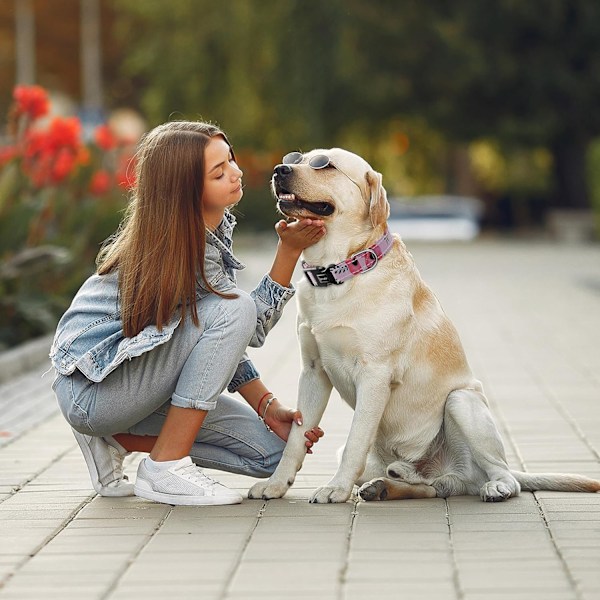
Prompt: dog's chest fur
<box><xmin>297</xmin><ymin>274</ymin><xmax>413</xmax><ymax>410</ymax></box>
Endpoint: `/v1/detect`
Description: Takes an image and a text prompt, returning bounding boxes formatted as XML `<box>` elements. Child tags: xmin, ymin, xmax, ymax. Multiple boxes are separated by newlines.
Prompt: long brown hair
<box><xmin>97</xmin><ymin>121</ymin><xmax>235</xmax><ymax>338</ymax></box>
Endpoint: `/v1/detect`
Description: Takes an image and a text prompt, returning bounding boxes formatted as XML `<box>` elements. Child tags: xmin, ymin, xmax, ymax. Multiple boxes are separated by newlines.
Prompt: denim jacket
<box><xmin>49</xmin><ymin>211</ymin><xmax>295</xmax><ymax>391</ymax></box>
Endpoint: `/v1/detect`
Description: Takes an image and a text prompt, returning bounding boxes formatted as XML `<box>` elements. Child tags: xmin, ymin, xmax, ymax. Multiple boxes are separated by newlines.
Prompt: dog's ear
<box><xmin>366</xmin><ymin>170</ymin><xmax>390</xmax><ymax>228</ymax></box>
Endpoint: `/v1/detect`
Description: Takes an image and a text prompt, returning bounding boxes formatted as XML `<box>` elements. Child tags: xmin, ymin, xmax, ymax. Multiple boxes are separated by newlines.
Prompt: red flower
<box><xmin>50</xmin><ymin>148</ymin><xmax>76</xmax><ymax>183</ymax></box>
<box><xmin>21</xmin><ymin>117</ymin><xmax>84</xmax><ymax>187</ymax></box>
<box><xmin>13</xmin><ymin>85</ymin><xmax>50</xmax><ymax>120</ymax></box>
<box><xmin>24</xmin><ymin>117</ymin><xmax>81</xmax><ymax>156</ymax></box>
<box><xmin>89</xmin><ymin>170</ymin><xmax>112</xmax><ymax>196</ymax></box>
<box><xmin>23</xmin><ymin>130</ymin><xmax>49</xmax><ymax>159</ymax></box>
<box><xmin>94</xmin><ymin>124</ymin><xmax>116</xmax><ymax>151</ymax></box>
<box><xmin>46</xmin><ymin>117</ymin><xmax>81</xmax><ymax>152</ymax></box>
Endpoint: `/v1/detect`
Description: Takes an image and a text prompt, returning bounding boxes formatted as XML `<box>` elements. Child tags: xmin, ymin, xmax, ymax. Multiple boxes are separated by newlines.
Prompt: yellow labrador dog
<box><xmin>249</xmin><ymin>148</ymin><xmax>600</xmax><ymax>504</ymax></box>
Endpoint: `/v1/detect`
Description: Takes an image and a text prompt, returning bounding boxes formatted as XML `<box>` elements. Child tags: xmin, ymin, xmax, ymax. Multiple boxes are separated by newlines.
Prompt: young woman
<box><xmin>50</xmin><ymin>121</ymin><xmax>325</xmax><ymax>506</ymax></box>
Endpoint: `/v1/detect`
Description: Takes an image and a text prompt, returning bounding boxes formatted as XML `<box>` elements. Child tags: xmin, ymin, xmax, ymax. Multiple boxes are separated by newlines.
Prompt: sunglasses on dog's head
<box><xmin>283</xmin><ymin>152</ymin><xmax>334</xmax><ymax>170</ymax></box>
<box><xmin>282</xmin><ymin>151</ymin><xmax>363</xmax><ymax>196</ymax></box>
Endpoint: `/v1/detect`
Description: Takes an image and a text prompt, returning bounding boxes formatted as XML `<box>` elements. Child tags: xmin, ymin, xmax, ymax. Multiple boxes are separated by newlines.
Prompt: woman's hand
<box><xmin>265</xmin><ymin>398</ymin><xmax>324</xmax><ymax>454</ymax></box>
<box><xmin>269</xmin><ymin>219</ymin><xmax>326</xmax><ymax>287</ymax></box>
<box><xmin>276</xmin><ymin>219</ymin><xmax>326</xmax><ymax>253</ymax></box>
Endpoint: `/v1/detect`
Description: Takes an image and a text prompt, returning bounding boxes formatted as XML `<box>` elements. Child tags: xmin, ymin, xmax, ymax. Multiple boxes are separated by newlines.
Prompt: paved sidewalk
<box><xmin>1</xmin><ymin>238</ymin><xmax>599</xmax><ymax>600</ymax></box>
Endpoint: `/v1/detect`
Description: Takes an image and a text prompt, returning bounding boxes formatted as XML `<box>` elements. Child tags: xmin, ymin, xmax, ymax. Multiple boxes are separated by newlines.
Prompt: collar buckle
<box><xmin>303</xmin><ymin>265</ymin><xmax>342</xmax><ymax>287</ymax></box>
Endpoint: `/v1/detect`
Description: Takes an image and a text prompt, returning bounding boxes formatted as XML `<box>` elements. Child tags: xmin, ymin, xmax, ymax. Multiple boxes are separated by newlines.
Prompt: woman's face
<box><xmin>202</xmin><ymin>136</ymin><xmax>243</xmax><ymax>223</ymax></box>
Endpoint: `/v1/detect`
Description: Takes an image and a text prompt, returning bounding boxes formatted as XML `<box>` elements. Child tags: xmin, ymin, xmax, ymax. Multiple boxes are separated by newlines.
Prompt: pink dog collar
<box><xmin>302</xmin><ymin>228</ymin><xmax>394</xmax><ymax>287</ymax></box>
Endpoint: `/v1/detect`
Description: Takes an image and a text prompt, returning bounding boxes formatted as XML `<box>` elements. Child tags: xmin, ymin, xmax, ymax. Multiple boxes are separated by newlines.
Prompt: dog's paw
<box><xmin>358</xmin><ymin>478</ymin><xmax>389</xmax><ymax>502</ymax></box>
<box><xmin>248</xmin><ymin>479</ymin><xmax>290</xmax><ymax>500</ymax></box>
<box><xmin>480</xmin><ymin>480</ymin><xmax>513</xmax><ymax>502</ymax></box>
<box><xmin>309</xmin><ymin>485</ymin><xmax>352</xmax><ymax>504</ymax></box>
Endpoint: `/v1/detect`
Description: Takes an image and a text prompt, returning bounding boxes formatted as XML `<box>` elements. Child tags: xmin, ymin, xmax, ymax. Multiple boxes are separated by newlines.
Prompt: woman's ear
<box><xmin>366</xmin><ymin>170</ymin><xmax>390</xmax><ymax>228</ymax></box>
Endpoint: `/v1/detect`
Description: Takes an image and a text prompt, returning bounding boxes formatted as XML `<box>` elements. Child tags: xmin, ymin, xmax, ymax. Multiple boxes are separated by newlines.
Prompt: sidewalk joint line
<box><xmin>336</xmin><ymin>495</ymin><xmax>359</xmax><ymax>600</ymax></box>
<box><xmin>0</xmin><ymin>493</ymin><xmax>94</xmax><ymax>591</ymax></box>
<box><xmin>539</xmin><ymin>380</ymin><xmax>600</xmax><ymax>462</ymax></box>
<box><xmin>445</xmin><ymin>498</ymin><xmax>465</xmax><ymax>600</ymax></box>
<box><xmin>0</xmin><ymin>442</ymin><xmax>78</xmax><ymax>505</ymax></box>
<box><xmin>101</xmin><ymin>504</ymin><xmax>174</xmax><ymax>600</ymax></box>
<box><xmin>219</xmin><ymin>500</ymin><xmax>268</xmax><ymax>600</ymax></box>
<box><xmin>532</xmin><ymin>492</ymin><xmax>584</xmax><ymax>600</ymax></box>
<box><xmin>0</xmin><ymin>406</ymin><xmax>60</xmax><ymax>451</ymax></box>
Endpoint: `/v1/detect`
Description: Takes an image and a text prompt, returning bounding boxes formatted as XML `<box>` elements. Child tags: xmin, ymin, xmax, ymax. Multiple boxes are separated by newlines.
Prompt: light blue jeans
<box><xmin>53</xmin><ymin>291</ymin><xmax>286</xmax><ymax>478</ymax></box>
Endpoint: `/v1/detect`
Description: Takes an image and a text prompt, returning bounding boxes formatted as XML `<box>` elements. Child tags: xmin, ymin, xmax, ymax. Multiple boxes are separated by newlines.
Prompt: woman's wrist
<box><xmin>257</xmin><ymin>391</ymin><xmax>274</xmax><ymax>417</ymax></box>
<box><xmin>255</xmin><ymin>392</ymin><xmax>279</xmax><ymax>432</ymax></box>
<box><xmin>269</xmin><ymin>243</ymin><xmax>301</xmax><ymax>288</ymax></box>
<box><xmin>237</xmin><ymin>380</ymin><xmax>271</xmax><ymax>412</ymax></box>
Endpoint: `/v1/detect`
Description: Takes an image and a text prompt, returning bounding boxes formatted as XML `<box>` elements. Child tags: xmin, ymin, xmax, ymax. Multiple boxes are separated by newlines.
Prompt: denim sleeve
<box><xmin>248</xmin><ymin>274</ymin><xmax>295</xmax><ymax>348</ymax></box>
<box><xmin>227</xmin><ymin>353</ymin><xmax>260</xmax><ymax>393</ymax></box>
<box><xmin>196</xmin><ymin>244</ymin><xmax>237</xmax><ymax>295</ymax></box>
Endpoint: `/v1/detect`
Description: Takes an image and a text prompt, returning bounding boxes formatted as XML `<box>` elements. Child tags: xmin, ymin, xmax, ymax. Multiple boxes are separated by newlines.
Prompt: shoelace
<box><xmin>107</xmin><ymin>445</ymin><xmax>129</xmax><ymax>483</ymax></box>
<box><xmin>177</xmin><ymin>462</ymin><xmax>219</xmax><ymax>488</ymax></box>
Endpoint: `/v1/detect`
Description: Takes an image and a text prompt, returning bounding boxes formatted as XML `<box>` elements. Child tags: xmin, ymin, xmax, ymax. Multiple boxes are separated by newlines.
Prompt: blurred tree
<box><xmin>111</xmin><ymin>0</ymin><xmax>346</xmax><ymax>150</ymax></box>
<box><xmin>342</xmin><ymin>0</ymin><xmax>600</xmax><ymax>210</ymax></box>
<box><xmin>111</xmin><ymin>0</ymin><xmax>356</xmax><ymax>229</ymax></box>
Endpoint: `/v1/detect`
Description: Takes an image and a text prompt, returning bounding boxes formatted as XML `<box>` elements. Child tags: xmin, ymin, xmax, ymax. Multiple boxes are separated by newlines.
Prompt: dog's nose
<box><xmin>274</xmin><ymin>164</ymin><xmax>293</xmax><ymax>177</ymax></box>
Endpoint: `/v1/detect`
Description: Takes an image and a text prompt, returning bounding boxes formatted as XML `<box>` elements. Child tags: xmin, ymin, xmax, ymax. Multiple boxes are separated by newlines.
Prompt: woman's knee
<box><xmin>216</xmin><ymin>289</ymin><xmax>257</xmax><ymax>346</ymax></box>
<box><xmin>226</xmin><ymin>289</ymin><xmax>257</xmax><ymax>336</ymax></box>
<box><xmin>54</xmin><ymin>372</ymin><xmax>95</xmax><ymax>434</ymax></box>
<box><xmin>199</xmin><ymin>289</ymin><xmax>256</xmax><ymax>339</ymax></box>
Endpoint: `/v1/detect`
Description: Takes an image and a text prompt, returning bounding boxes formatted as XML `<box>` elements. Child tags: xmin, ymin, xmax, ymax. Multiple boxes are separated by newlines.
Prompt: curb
<box><xmin>0</xmin><ymin>334</ymin><xmax>53</xmax><ymax>384</ymax></box>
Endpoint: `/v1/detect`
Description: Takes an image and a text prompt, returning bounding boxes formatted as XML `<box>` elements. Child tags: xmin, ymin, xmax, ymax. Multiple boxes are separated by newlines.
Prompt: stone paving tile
<box><xmin>1</xmin><ymin>240</ymin><xmax>600</xmax><ymax>599</ymax></box>
<box><xmin>345</xmin><ymin>581</ymin><xmax>458</xmax><ymax>600</ymax></box>
<box><xmin>462</xmin><ymin>593</ymin><xmax>577</xmax><ymax>600</ymax></box>
<box><xmin>0</xmin><ymin>368</ymin><xmax>57</xmax><ymax>449</ymax></box>
<box><xmin>110</xmin><ymin>583</ymin><xmax>223</xmax><ymax>600</ymax></box>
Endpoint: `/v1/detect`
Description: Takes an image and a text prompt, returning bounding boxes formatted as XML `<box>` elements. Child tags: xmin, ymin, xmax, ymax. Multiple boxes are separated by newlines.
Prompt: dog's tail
<box><xmin>512</xmin><ymin>470</ymin><xmax>600</xmax><ymax>493</ymax></box>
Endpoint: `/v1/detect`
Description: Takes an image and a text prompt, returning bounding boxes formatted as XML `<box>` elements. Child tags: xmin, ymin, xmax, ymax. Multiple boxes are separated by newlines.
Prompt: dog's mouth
<box><xmin>275</xmin><ymin>188</ymin><xmax>335</xmax><ymax>218</ymax></box>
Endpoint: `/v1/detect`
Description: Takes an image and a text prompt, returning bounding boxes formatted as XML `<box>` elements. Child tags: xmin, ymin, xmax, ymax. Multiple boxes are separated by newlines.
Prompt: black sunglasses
<box><xmin>282</xmin><ymin>151</ymin><xmax>364</xmax><ymax>195</ymax></box>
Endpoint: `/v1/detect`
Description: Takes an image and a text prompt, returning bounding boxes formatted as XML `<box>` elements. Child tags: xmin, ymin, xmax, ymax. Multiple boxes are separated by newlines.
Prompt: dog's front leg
<box><xmin>310</xmin><ymin>367</ymin><xmax>390</xmax><ymax>503</ymax></box>
<box><xmin>248</xmin><ymin>323</ymin><xmax>332</xmax><ymax>500</ymax></box>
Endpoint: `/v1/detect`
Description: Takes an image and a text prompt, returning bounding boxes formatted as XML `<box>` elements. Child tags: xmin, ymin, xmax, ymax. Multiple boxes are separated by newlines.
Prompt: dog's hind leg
<box><xmin>355</xmin><ymin>449</ymin><xmax>386</xmax><ymax>486</ymax></box>
<box><xmin>358</xmin><ymin>478</ymin><xmax>437</xmax><ymax>501</ymax></box>
<box><xmin>357</xmin><ymin>452</ymin><xmax>437</xmax><ymax>501</ymax></box>
<box><xmin>444</xmin><ymin>386</ymin><xmax>520</xmax><ymax>502</ymax></box>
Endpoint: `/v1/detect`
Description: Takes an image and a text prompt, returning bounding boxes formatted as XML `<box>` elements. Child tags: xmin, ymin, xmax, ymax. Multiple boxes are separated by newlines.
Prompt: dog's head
<box><xmin>272</xmin><ymin>148</ymin><xmax>389</xmax><ymax>230</ymax></box>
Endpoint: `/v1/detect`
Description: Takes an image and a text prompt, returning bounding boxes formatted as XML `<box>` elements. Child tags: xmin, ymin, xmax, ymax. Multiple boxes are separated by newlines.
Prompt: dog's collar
<box><xmin>302</xmin><ymin>228</ymin><xmax>394</xmax><ymax>287</ymax></box>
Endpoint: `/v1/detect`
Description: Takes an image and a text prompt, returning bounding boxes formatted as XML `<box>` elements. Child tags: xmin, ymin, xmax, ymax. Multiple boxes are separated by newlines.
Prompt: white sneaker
<box><xmin>72</xmin><ymin>429</ymin><xmax>134</xmax><ymax>497</ymax></box>
<box><xmin>134</xmin><ymin>456</ymin><xmax>243</xmax><ymax>506</ymax></box>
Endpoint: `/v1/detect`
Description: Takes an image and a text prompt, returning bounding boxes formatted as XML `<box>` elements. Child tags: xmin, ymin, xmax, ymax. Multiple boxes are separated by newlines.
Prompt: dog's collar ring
<box><xmin>349</xmin><ymin>248</ymin><xmax>378</xmax><ymax>274</ymax></box>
